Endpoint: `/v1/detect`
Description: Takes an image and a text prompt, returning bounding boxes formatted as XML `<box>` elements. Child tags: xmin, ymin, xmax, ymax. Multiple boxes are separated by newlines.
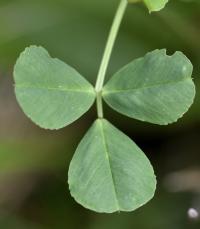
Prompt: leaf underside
<box><xmin>103</xmin><ymin>49</ymin><xmax>195</xmax><ymax>125</ymax></box>
<box><xmin>14</xmin><ymin>46</ymin><xmax>95</xmax><ymax>130</ymax></box>
<box><xmin>143</xmin><ymin>0</ymin><xmax>169</xmax><ymax>12</ymax></box>
<box><xmin>68</xmin><ymin>119</ymin><xmax>156</xmax><ymax>213</ymax></box>
<box><xmin>129</xmin><ymin>0</ymin><xmax>169</xmax><ymax>12</ymax></box>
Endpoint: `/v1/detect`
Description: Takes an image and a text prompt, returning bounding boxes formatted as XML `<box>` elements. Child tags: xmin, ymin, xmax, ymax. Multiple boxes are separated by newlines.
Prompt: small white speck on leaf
<box><xmin>182</xmin><ymin>66</ymin><xmax>187</xmax><ymax>73</ymax></box>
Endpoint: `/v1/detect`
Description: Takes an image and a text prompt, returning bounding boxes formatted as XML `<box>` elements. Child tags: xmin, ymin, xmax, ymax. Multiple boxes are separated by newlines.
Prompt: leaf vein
<box><xmin>104</xmin><ymin>77</ymin><xmax>191</xmax><ymax>94</ymax></box>
<box><xmin>15</xmin><ymin>84</ymin><xmax>94</xmax><ymax>93</ymax></box>
<box><xmin>99</xmin><ymin>120</ymin><xmax>120</xmax><ymax>210</ymax></box>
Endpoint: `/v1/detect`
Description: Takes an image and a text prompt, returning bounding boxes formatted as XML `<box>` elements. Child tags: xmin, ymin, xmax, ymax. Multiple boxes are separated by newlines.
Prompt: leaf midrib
<box><xmin>103</xmin><ymin>77</ymin><xmax>191</xmax><ymax>94</ymax></box>
<box><xmin>98</xmin><ymin>120</ymin><xmax>120</xmax><ymax>211</ymax></box>
<box><xmin>15</xmin><ymin>84</ymin><xmax>94</xmax><ymax>93</ymax></box>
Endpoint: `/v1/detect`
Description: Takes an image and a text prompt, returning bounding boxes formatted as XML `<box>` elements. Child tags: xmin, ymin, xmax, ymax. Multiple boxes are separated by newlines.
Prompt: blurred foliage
<box><xmin>0</xmin><ymin>0</ymin><xmax>200</xmax><ymax>228</ymax></box>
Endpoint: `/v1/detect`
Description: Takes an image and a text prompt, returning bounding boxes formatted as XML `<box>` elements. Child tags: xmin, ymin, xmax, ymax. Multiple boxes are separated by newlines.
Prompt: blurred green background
<box><xmin>0</xmin><ymin>0</ymin><xmax>200</xmax><ymax>228</ymax></box>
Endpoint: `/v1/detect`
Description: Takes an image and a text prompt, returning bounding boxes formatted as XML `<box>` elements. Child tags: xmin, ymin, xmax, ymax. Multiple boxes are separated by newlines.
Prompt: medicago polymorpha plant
<box><xmin>13</xmin><ymin>0</ymin><xmax>195</xmax><ymax>213</ymax></box>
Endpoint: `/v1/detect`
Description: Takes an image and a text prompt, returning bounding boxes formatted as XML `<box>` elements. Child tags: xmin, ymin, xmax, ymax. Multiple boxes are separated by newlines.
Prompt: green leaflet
<box><xmin>68</xmin><ymin>119</ymin><xmax>156</xmax><ymax>213</ymax></box>
<box><xmin>142</xmin><ymin>0</ymin><xmax>168</xmax><ymax>12</ymax></box>
<box><xmin>103</xmin><ymin>49</ymin><xmax>195</xmax><ymax>125</ymax></box>
<box><xmin>103</xmin><ymin>50</ymin><xmax>195</xmax><ymax>125</ymax></box>
<box><xmin>128</xmin><ymin>0</ymin><xmax>169</xmax><ymax>12</ymax></box>
<box><xmin>14</xmin><ymin>46</ymin><xmax>95</xmax><ymax>130</ymax></box>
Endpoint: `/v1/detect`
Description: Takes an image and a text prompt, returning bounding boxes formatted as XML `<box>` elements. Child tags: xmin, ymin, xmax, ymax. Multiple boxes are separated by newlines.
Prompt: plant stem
<box><xmin>96</xmin><ymin>91</ymin><xmax>103</xmax><ymax>118</ymax></box>
<box><xmin>95</xmin><ymin>0</ymin><xmax>128</xmax><ymax>118</ymax></box>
